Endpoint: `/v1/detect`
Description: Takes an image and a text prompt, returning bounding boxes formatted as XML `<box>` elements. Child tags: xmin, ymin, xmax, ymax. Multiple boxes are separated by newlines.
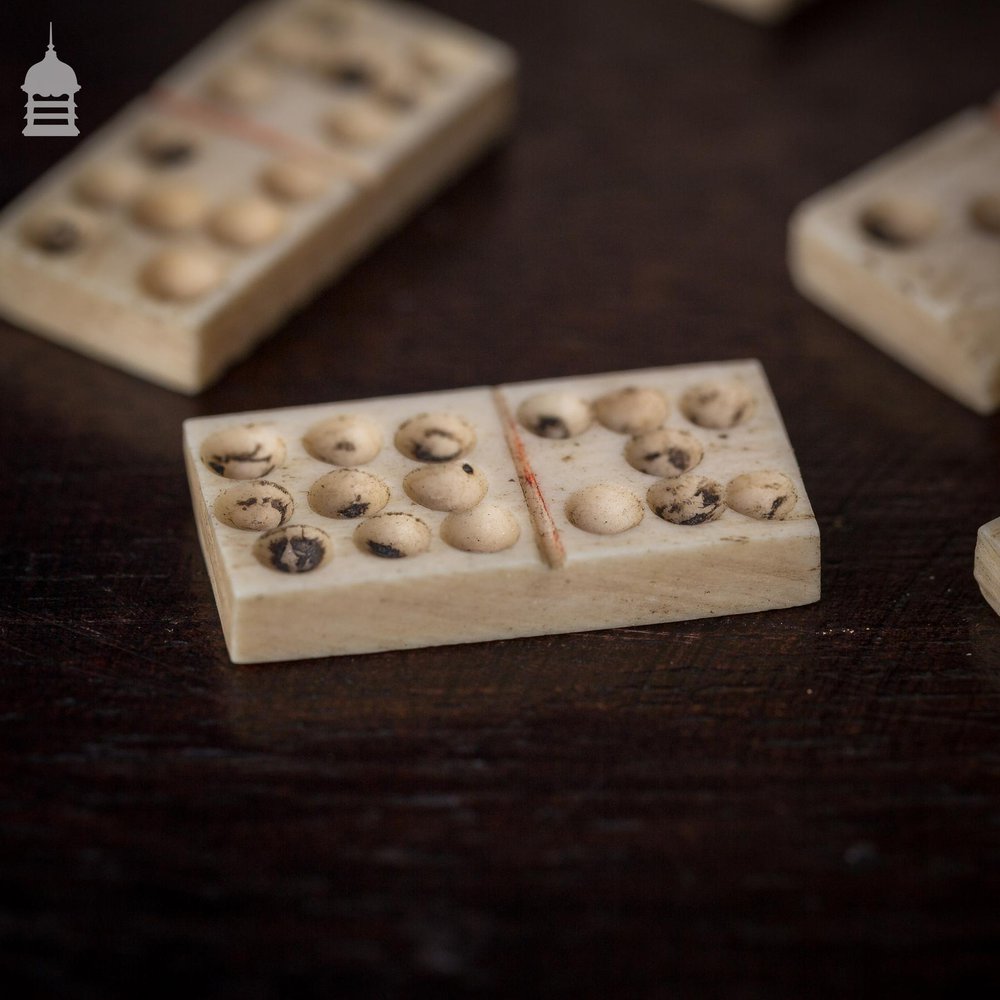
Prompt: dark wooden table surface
<box><xmin>2</xmin><ymin>0</ymin><xmax>999</xmax><ymax>996</ymax></box>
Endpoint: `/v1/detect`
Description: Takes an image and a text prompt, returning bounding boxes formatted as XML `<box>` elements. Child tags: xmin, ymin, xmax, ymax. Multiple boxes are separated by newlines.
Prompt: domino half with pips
<box><xmin>0</xmin><ymin>0</ymin><xmax>515</xmax><ymax>392</ymax></box>
<box><xmin>183</xmin><ymin>361</ymin><xmax>821</xmax><ymax>662</ymax></box>
<box><xmin>789</xmin><ymin>98</ymin><xmax>1000</xmax><ymax>414</ymax></box>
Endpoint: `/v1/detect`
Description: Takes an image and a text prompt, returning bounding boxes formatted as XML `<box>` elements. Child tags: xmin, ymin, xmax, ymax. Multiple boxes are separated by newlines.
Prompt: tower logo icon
<box><xmin>22</xmin><ymin>23</ymin><xmax>80</xmax><ymax>137</ymax></box>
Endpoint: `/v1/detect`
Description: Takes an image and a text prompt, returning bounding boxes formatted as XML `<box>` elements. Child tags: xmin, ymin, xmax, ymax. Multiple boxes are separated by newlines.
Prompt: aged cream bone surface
<box><xmin>184</xmin><ymin>361</ymin><xmax>822</xmax><ymax>662</ymax></box>
<box><xmin>789</xmin><ymin>102</ymin><xmax>1000</xmax><ymax>415</ymax></box>
<box><xmin>0</xmin><ymin>0</ymin><xmax>517</xmax><ymax>392</ymax></box>
<box><xmin>695</xmin><ymin>0</ymin><xmax>810</xmax><ymax>25</ymax></box>
<box><xmin>976</xmin><ymin>517</ymin><xmax>1000</xmax><ymax>617</ymax></box>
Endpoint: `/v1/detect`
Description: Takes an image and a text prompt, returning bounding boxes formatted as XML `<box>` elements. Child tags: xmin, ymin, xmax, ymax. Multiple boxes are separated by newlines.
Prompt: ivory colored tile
<box><xmin>0</xmin><ymin>0</ymin><xmax>516</xmax><ymax>392</ymax></box>
<box><xmin>976</xmin><ymin>517</ymin><xmax>1000</xmax><ymax>616</ymax></box>
<box><xmin>694</xmin><ymin>0</ymin><xmax>809</xmax><ymax>24</ymax></box>
<box><xmin>183</xmin><ymin>361</ymin><xmax>821</xmax><ymax>662</ymax></box>
<box><xmin>789</xmin><ymin>102</ymin><xmax>1000</xmax><ymax>414</ymax></box>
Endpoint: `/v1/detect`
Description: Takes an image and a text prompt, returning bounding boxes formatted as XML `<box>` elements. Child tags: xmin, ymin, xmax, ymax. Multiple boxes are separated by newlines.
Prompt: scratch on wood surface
<box><xmin>14</xmin><ymin>612</ymin><xmax>184</xmax><ymax>684</ymax></box>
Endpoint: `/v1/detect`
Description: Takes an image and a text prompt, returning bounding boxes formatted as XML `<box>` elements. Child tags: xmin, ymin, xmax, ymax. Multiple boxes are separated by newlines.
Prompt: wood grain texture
<box><xmin>2</xmin><ymin>0</ymin><xmax>999</xmax><ymax>996</ymax></box>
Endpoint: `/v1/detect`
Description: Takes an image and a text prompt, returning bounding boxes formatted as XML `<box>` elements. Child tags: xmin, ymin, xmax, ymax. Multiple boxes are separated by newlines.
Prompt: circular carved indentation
<box><xmin>309</xmin><ymin>468</ymin><xmax>390</xmax><ymax>520</ymax></box>
<box><xmin>727</xmin><ymin>471</ymin><xmax>798</xmax><ymax>521</ymax></box>
<box><xmin>141</xmin><ymin>247</ymin><xmax>225</xmax><ymax>301</ymax></box>
<box><xmin>377</xmin><ymin>71</ymin><xmax>421</xmax><ymax>112</ymax></box>
<box><xmin>969</xmin><ymin>193</ymin><xmax>1000</xmax><ymax>237</ymax></box>
<box><xmin>404</xmin><ymin>461</ymin><xmax>488</xmax><ymax>512</ymax></box>
<box><xmin>517</xmin><ymin>392</ymin><xmax>593</xmax><ymax>439</ymax></box>
<box><xmin>214</xmin><ymin>480</ymin><xmax>293</xmax><ymax>531</ymax></box>
<box><xmin>395</xmin><ymin>412</ymin><xmax>476</xmax><ymax>463</ymax></box>
<box><xmin>326</xmin><ymin>57</ymin><xmax>377</xmax><ymax>91</ymax></box>
<box><xmin>625</xmin><ymin>428</ymin><xmax>704</xmax><ymax>478</ymax></box>
<box><xmin>858</xmin><ymin>197</ymin><xmax>938</xmax><ymax>248</ymax></box>
<box><xmin>74</xmin><ymin>160</ymin><xmax>145</xmax><ymax>209</ymax></box>
<box><xmin>303</xmin><ymin>414</ymin><xmax>381</xmax><ymax>466</ymax></box>
<box><xmin>648</xmin><ymin>475</ymin><xmax>726</xmax><ymax>526</ymax></box>
<box><xmin>594</xmin><ymin>386</ymin><xmax>668</xmax><ymax>435</ymax></box>
<box><xmin>206</xmin><ymin>62</ymin><xmax>274</xmax><ymax>105</ymax></box>
<box><xmin>355</xmin><ymin>512</ymin><xmax>431</xmax><ymax>559</ymax></box>
<box><xmin>137</xmin><ymin>123</ymin><xmax>200</xmax><ymax>167</ymax></box>
<box><xmin>260</xmin><ymin>158</ymin><xmax>330</xmax><ymax>202</ymax></box>
<box><xmin>254</xmin><ymin>524</ymin><xmax>330</xmax><ymax>573</ymax></box>
<box><xmin>208</xmin><ymin>194</ymin><xmax>284</xmax><ymax>248</ymax></box>
<box><xmin>679</xmin><ymin>380</ymin><xmax>754</xmax><ymax>430</ymax></box>
<box><xmin>411</xmin><ymin>40</ymin><xmax>461</xmax><ymax>80</ymax></box>
<box><xmin>22</xmin><ymin>207</ymin><xmax>94</xmax><ymax>255</ymax></box>
<box><xmin>441</xmin><ymin>503</ymin><xmax>520</xmax><ymax>553</ymax></box>
<box><xmin>566</xmin><ymin>483</ymin><xmax>644</xmax><ymax>535</ymax></box>
<box><xmin>200</xmin><ymin>425</ymin><xmax>286</xmax><ymax>480</ymax></box>
<box><xmin>323</xmin><ymin>105</ymin><xmax>393</xmax><ymax>147</ymax></box>
<box><xmin>133</xmin><ymin>183</ymin><xmax>206</xmax><ymax>233</ymax></box>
